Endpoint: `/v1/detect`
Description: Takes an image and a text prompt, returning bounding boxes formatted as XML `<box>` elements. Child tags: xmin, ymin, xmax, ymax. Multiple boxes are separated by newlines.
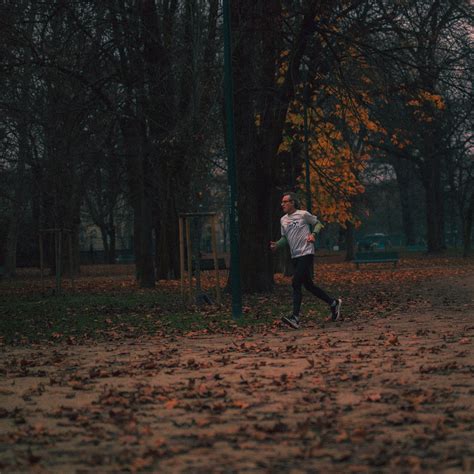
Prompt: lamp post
<box><xmin>302</xmin><ymin>64</ymin><xmax>311</xmax><ymax>213</ymax></box>
<box><xmin>223</xmin><ymin>0</ymin><xmax>242</xmax><ymax>320</ymax></box>
<box><xmin>302</xmin><ymin>64</ymin><xmax>314</xmax><ymax>278</ymax></box>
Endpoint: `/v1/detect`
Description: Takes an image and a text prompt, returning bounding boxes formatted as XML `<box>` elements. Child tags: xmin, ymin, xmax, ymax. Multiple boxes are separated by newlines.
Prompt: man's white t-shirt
<box><xmin>280</xmin><ymin>210</ymin><xmax>319</xmax><ymax>258</ymax></box>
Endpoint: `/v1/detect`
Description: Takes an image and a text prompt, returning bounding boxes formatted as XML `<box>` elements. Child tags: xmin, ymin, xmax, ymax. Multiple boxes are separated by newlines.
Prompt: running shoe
<box><xmin>330</xmin><ymin>299</ymin><xmax>342</xmax><ymax>321</ymax></box>
<box><xmin>281</xmin><ymin>314</ymin><xmax>300</xmax><ymax>329</ymax></box>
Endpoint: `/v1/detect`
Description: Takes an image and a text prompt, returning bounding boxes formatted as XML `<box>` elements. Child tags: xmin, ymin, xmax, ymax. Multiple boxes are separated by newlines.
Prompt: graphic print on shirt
<box><xmin>287</xmin><ymin>221</ymin><xmax>301</xmax><ymax>230</ymax></box>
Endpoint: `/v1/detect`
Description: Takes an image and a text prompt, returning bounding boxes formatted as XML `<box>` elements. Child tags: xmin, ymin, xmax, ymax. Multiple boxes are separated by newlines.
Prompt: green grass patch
<box><xmin>0</xmin><ymin>290</ymin><xmax>290</xmax><ymax>344</ymax></box>
<box><xmin>0</xmin><ymin>291</ymin><xmax>182</xmax><ymax>344</ymax></box>
<box><xmin>0</xmin><ymin>279</ymin><xmax>349</xmax><ymax>344</ymax></box>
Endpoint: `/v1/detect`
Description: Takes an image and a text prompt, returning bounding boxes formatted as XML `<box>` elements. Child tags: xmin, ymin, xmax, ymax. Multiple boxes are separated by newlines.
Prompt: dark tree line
<box><xmin>1</xmin><ymin>0</ymin><xmax>223</xmax><ymax>286</ymax></box>
<box><xmin>0</xmin><ymin>0</ymin><xmax>472</xmax><ymax>290</ymax></box>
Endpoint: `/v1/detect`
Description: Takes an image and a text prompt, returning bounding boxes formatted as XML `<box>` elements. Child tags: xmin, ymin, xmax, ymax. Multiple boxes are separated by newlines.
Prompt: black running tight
<box><xmin>292</xmin><ymin>254</ymin><xmax>333</xmax><ymax>317</ymax></box>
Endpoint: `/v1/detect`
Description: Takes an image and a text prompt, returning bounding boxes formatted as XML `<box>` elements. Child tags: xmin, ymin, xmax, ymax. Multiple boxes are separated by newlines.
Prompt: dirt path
<box><xmin>1</xmin><ymin>274</ymin><xmax>473</xmax><ymax>473</ymax></box>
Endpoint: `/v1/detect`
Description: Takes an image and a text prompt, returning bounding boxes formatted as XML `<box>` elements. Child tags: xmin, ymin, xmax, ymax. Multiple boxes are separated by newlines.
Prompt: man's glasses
<box><xmin>281</xmin><ymin>200</ymin><xmax>293</xmax><ymax>204</ymax></box>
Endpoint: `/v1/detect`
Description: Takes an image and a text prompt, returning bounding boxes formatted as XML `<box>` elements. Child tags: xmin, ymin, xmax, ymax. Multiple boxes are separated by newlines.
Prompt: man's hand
<box><xmin>270</xmin><ymin>241</ymin><xmax>278</xmax><ymax>252</ymax></box>
<box><xmin>306</xmin><ymin>234</ymin><xmax>315</xmax><ymax>243</ymax></box>
<box><xmin>313</xmin><ymin>222</ymin><xmax>324</xmax><ymax>234</ymax></box>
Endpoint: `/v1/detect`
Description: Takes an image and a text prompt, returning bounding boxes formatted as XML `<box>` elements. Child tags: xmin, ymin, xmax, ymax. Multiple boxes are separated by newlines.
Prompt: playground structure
<box><xmin>178</xmin><ymin>212</ymin><xmax>221</xmax><ymax>304</ymax></box>
<box><xmin>39</xmin><ymin>228</ymin><xmax>75</xmax><ymax>295</ymax></box>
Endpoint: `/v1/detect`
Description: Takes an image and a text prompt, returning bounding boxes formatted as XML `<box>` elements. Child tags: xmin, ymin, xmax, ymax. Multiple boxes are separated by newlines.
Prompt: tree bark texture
<box><xmin>230</xmin><ymin>0</ymin><xmax>318</xmax><ymax>292</ymax></box>
<box><xmin>392</xmin><ymin>159</ymin><xmax>418</xmax><ymax>245</ymax></box>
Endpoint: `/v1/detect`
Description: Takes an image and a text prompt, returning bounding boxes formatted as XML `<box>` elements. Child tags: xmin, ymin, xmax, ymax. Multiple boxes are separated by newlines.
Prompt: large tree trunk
<box><xmin>4</xmin><ymin>217</ymin><xmax>19</xmax><ymax>276</ymax></box>
<box><xmin>136</xmin><ymin>195</ymin><xmax>155</xmax><ymax>288</ymax></box>
<box><xmin>236</xmin><ymin>147</ymin><xmax>275</xmax><ymax>291</ymax></box>
<box><xmin>418</xmin><ymin>62</ymin><xmax>446</xmax><ymax>253</ymax></box>
<box><xmin>98</xmin><ymin>220</ymin><xmax>116</xmax><ymax>265</ymax></box>
<box><xmin>422</xmin><ymin>154</ymin><xmax>445</xmax><ymax>253</ymax></box>
<box><xmin>345</xmin><ymin>221</ymin><xmax>355</xmax><ymax>261</ymax></box>
<box><xmin>393</xmin><ymin>159</ymin><xmax>417</xmax><ymax>245</ymax></box>
<box><xmin>155</xmin><ymin>194</ymin><xmax>180</xmax><ymax>280</ymax></box>
<box><xmin>121</xmin><ymin>115</ymin><xmax>155</xmax><ymax>287</ymax></box>
<box><xmin>4</xmin><ymin>120</ymin><xmax>28</xmax><ymax>276</ymax></box>
<box><xmin>231</xmin><ymin>1</ymin><xmax>281</xmax><ymax>292</ymax></box>
<box><xmin>110</xmin><ymin>4</ymin><xmax>156</xmax><ymax>287</ymax></box>
<box><xmin>230</xmin><ymin>0</ymin><xmax>316</xmax><ymax>292</ymax></box>
<box><xmin>142</xmin><ymin>0</ymin><xmax>183</xmax><ymax>281</ymax></box>
<box><xmin>64</xmin><ymin>197</ymin><xmax>81</xmax><ymax>276</ymax></box>
<box><xmin>4</xmin><ymin>2</ymin><xmax>35</xmax><ymax>276</ymax></box>
<box><xmin>100</xmin><ymin>225</ymin><xmax>110</xmax><ymax>264</ymax></box>
<box><xmin>39</xmin><ymin>173</ymin><xmax>81</xmax><ymax>277</ymax></box>
<box><xmin>108</xmin><ymin>221</ymin><xmax>116</xmax><ymax>264</ymax></box>
<box><xmin>462</xmin><ymin>192</ymin><xmax>474</xmax><ymax>258</ymax></box>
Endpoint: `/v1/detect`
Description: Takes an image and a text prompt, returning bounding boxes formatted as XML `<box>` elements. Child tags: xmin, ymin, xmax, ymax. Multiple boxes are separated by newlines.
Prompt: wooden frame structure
<box><xmin>39</xmin><ymin>228</ymin><xmax>75</xmax><ymax>295</ymax></box>
<box><xmin>178</xmin><ymin>212</ymin><xmax>221</xmax><ymax>304</ymax></box>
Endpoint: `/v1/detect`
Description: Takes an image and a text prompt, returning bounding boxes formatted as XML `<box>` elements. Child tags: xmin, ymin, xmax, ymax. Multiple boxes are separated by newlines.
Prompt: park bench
<box><xmin>116</xmin><ymin>254</ymin><xmax>135</xmax><ymax>264</ymax></box>
<box><xmin>405</xmin><ymin>244</ymin><xmax>427</xmax><ymax>252</ymax></box>
<box><xmin>354</xmin><ymin>251</ymin><xmax>399</xmax><ymax>269</ymax></box>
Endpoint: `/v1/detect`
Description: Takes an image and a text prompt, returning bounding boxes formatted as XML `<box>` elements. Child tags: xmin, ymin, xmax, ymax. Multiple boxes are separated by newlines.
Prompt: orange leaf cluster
<box><xmin>284</xmin><ymin>83</ymin><xmax>383</xmax><ymax>225</ymax></box>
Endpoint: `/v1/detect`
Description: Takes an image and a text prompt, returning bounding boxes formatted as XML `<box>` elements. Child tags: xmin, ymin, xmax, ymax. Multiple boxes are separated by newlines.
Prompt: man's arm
<box><xmin>270</xmin><ymin>236</ymin><xmax>288</xmax><ymax>251</ymax></box>
<box><xmin>311</xmin><ymin>221</ymin><xmax>324</xmax><ymax>236</ymax></box>
<box><xmin>305</xmin><ymin>213</ymin><xmax>324</xmax><ymax>242</ymax></box>
<box><xmin>275</xmin><ymin>236</ymin><xmax>288</xmax><ymax>248</ymax></box>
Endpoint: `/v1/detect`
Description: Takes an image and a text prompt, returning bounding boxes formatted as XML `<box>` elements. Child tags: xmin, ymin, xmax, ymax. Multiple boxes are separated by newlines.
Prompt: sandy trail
<box><xmin>1</xmin><ymin>274</ymin><xmax>473</xmax><ymax>473</ymax></box>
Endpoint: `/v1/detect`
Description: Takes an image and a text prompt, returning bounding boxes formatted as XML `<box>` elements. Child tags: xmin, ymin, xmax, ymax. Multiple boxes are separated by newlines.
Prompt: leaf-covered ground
<box><xmin>1</xmin><ymin>256</ymin><xmax>473</xmax><ymax>472</ymax></box>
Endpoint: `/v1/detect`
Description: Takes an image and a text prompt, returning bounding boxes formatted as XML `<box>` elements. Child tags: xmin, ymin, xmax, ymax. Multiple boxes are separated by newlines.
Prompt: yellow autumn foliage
<box><xmin>406</xmin><ymin>89</ymin><xmax>446</xmax><ymax>124</ymax></box>
<box><xmin>283</xmin><ymin>81</ymin><xmax>383</xmax><ymax>226</ymax></box>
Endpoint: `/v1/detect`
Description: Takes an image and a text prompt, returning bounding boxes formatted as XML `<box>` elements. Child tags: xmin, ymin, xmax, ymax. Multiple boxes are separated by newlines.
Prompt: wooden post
<box><xmin>210</xmin><ymin>215</ymin><xmax>221</xmax><ymax>304</ymax></box>
<box><xmin>185</xmin><ymin>218</ymin><xmax>192</xmax><ymax>302</ymax></box>
<box><xmin>39</xmin><ymin>232</ymin><xmax>44</xmax><ymax>295</ymax></box>
<box><xmin>179</xmin><ymin>217</ymin><xmax>185</xmax><ymax>299</ymax></box>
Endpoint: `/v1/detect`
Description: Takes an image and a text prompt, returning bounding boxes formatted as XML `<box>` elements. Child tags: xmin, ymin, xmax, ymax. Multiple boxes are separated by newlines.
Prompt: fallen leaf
<box><xmin>131</xmin><ymin>456</ymin><xmax>153</xmax><ymax>472</ymax></box>
<box><xmin>233</xmin><ymin>400</ymin><xmax>250</xmax><ymax>409</ymax></box>
<box><xmin>336</xmin><ymin>430</ymin><xmax>349</xmax><ymax>442</ymax></box>
<box><xmin>165</xmin><ymin>399</ymin><xmax>179</xmax><ymax>409</ymax></box>
<box><xmin>154</xmin><ymin>437</ymin><xmax>167</xmax><ymax>448</ymax></box>
<box><xmin>386</xmin><ymin>333</ymin><xmax>399</xmax><ymax>345</ymax></box>
<box><xmin>366</xmin><ymin>392</ymin><xmax>382</xmax><ymax>402</ymax></box>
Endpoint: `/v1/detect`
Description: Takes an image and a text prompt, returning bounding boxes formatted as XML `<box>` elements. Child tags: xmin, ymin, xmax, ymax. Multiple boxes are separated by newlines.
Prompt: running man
<box><xmin>270</xmin><ymin>192</ymin><xmax>342</xmax><ymax>329</ymax></box>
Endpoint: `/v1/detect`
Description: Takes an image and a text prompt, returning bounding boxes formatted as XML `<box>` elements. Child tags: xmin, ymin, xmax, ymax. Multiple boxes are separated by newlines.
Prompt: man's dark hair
<box><xmin>282</xmin><ymin>191</ymin><xmax>299</xmax><ymax>209</ymax></box>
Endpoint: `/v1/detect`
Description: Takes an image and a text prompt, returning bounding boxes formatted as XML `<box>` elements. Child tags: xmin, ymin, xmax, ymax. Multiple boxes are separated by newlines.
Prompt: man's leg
<box><xmin>301</xmin><ymin>255</ymin><xmax>333</xmax><ymax>304</ymax></box>
<box><xmin>291</xmin><ymin>256</ymin><xmax>309</xmax><ymax>317</ymax></box>
<box><xmin>281</xmin><ymin>257</ymin><xmax>306</xmax><ymax>329</ymax></box>
<box><xmin>302</xmin><ymin>255</ymin><xmax>342</xmax><ymax>320</ymax></box>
